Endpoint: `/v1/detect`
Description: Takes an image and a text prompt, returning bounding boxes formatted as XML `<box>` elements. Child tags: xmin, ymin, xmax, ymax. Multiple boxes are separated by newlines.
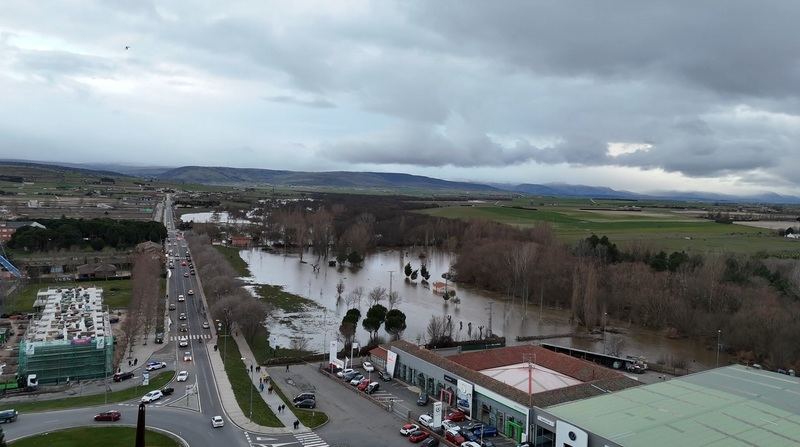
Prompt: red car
<box><xmin>445</xmin><ymin>429</ymin><xmax>465</xmax><ymax>444</ymax></box>
<box><xmin>408</xmin><ymin>431</ymin><xmax>429</xmax><ymax>443</ymax></box>
<box><xmin>357</xmin><ymin>378</ymin><xmax>371</xmax><ymax>391</ymax></box>
<box><xmin>446</xmin><ymin>410</ymin><xmax>466</xmax><ymax>422</ymax></box>
<box><xmin>94</xmin><ymin>410</ymin><xmax>121</xmax><ymax>421</ymax></box>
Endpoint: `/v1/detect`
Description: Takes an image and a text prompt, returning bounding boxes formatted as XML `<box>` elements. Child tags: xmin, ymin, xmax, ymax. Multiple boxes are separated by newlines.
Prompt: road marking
<box><xmin>294</xmin><ymin>432</ymin><xmax>329</xmax><ymax>447</ymax></box>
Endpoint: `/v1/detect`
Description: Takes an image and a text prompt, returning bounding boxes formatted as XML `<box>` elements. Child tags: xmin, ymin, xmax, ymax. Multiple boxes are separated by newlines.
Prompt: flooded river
<box><xmin>240</xmin><ymin>247</ymin><xmax>717</xmax><ymax>370</ymax></box>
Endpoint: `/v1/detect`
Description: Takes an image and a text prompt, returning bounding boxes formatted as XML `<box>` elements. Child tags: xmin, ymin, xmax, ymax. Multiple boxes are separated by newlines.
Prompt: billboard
<box><xmin>456</xmin><ymin>380</ymin><xmax>474</xmax><ymax>417</ymax></box>
<box><xmin>329</xmin><ymin>341</ymin><xmax>338</xmax><ymax>364</ymax></box>
<box><xmin>432</xmin><ymin>401</ymin><xmax>443</xmax><ymax>428</ymax></box>
<box><xmin>386</xmin><ymin>350</ymin><xmax>398</xmax><ymax>377</ymax></box>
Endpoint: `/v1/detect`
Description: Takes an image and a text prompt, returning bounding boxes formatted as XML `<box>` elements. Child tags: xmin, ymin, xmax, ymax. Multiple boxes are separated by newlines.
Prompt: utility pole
<box><xmin>716</xmin><ymin>329</ymin><xmax>722</xmax><ymax>368</ymax></box>
<box><xmin>539</xmin><ymin>284</ymin><xmax>544</xmax><ymax>322</ymax></box>
<box><xmin>523</xmin><ymin>353</ymin><xmax>535</xmax><ymax>408</ymax></box>
<box><xmin>388</xmin><ymin>271</ymin><xmax>395</xmax><ymax>296</ymax></box>
<box><xmin>486</xmin><ymin>301</ymin><xmax>493</xmax><ymax>338</ymax></box>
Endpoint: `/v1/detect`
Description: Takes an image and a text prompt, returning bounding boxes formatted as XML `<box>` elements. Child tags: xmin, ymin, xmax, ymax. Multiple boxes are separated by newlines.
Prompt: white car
<box><xmin>461</xmin><ymin>443</ymin><xmax>481</xmax><ymax>447</ymax></box>
<box><xmin>141</xmin><ymin>390</ymin><xmax>163</xmax><ymax>403</ymax></box>
<box><xmin>202</xmin><ymin>322</ymin><xmax>210</xmax><ymax>329</ymax></box>
<box><xmin>145</xmin><ymin>361</ymin><xmax>167</xmax><ymax>371</ymax></box>
<box><xmin>179</xmin><ymin>337</ymin><xmax>189</xmax><ymax>347</ymax></box>
<box><xmin>178</xmin><ymin>295</ymin><xmax>185</xmax><ymax>302</ymax></box>
<box><xmin>187</xmin><ymin>289</ymin><xmax>194</xmax><ymax>295</ymax></box>
<box><xmin>177</xmin><ymin>371</ymin><xmax>189</xmax><ymax>382</ymax></box>
<box><xmin>442</xmin><ymin>420</ymin><xmax>460</xmax><ymax>432</ymax></box>
<box><xmin>362</xmin><ymin>361</ymin><xmax>374</xmax><ymax>372</ymax></box>
<box><xmin>211</xmin><ymin>415</ymin><xmax>224</xmax><ymax>428</ymax></box>
<box><xmin>400</xmin><ymin>423</ymin><xmax>420</xmax><ymax>436</ymax></box>
<box><xmin>418</xmin><ymin>414</ymin><xmax>433</xmax><ymax>428</ymax></box>
<box><xmin>336</xmin><ymin>368</ymin><xmax>354</xmax><ymax>378</ymax></box>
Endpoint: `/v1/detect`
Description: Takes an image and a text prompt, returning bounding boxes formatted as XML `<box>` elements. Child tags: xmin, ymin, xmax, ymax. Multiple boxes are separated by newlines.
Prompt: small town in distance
<box><xmin>2</xmin><ymin>3</ymin><xmax>800</xmax><ymax>447</ymax></box>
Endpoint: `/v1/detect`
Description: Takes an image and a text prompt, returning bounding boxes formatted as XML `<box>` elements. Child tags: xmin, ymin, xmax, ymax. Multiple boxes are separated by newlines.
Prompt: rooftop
<box><xmin>546</xmin><ymin>364</ymin><xmax>800</xmax><ymax>446</ymax></box>
<box><xmin>480</xmin><ymin>362</ymin><xmax>582</xmax><ymax>393</ymax></box>
<box><xmin>28</xmin><ymin>287</ymin><xmax>109</xmax><ymax>343</ymax></box>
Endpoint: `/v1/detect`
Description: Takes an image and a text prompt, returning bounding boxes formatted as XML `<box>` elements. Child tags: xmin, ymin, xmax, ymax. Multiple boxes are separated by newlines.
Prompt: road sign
<box><xmin>142</xmin><ymin>372</ymin><xmax>150</xmax><ymax>386</ymax></box>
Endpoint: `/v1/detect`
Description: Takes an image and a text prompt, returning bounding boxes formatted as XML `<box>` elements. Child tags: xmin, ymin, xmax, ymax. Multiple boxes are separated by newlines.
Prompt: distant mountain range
<box><xmin>3</xmin><ymin>159</ymin><xmax>800</xmax><ymax>204</ymax></box>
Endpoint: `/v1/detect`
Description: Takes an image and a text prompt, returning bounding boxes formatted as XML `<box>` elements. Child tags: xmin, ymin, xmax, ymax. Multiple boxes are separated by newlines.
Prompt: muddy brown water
<box><xmin>240</xmin><ymin>247</ymin><xmax>717</xmax><ymax>370</ymax></box>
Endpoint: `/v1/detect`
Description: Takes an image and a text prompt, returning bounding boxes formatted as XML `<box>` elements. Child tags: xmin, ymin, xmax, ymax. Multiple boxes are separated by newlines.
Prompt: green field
<box><xmin>6</xmin><ymin>279</ymin><xmax>133</xmax><ymax>314</ymax></box>
<box><xmin>219</xmin><ymin>334</ymin><xmax>282</xmax><ymax>427</ymax></box>
<box><xmin>213</xmin><ymin>245</ymin><xmax>251</xmax><ymax>277</ymax></box>
<box><xmin>1</xmin><ymin>372</ymin><xmax>172</xmax><ymax>414</ymax></box>
<box><xmin>10</xmin><ymin>427</ymin><xmax>179</xmax><ymax>447</ymax></box>
<box><xmin>420</xmin><ymin>205</ymin><xmax>800</xmax><ymax>255</ymax></box>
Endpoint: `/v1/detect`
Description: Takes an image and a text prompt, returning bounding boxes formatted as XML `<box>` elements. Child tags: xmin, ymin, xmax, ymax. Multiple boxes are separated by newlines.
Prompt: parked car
<box><xmin>94</xmin><ymin>410</ymin><xmax>121</xmax><ymax>422</ymax></box>
<box><xmin>337</xmin><ymin>368</ymin><xmax>354</xmax><ymax>378</ymax></box>
<box><xmin>349</xmin><ymin>374</ymin><xmax>364</xmax><ymax>385</ymax></box>
<box><xmin>141</xmin><ymin>390</ymin><xmax>163</xmax><ymax>403</ymax></box>
<box><xmin>362</xmin><ymin>361</ymin><xmax>374</xmax><ymax>372</ymax></box>
<box><xmin>462</xmin><ymin>431</ymin><xmax>480</xmax><ymax>443</ymax></box>
<box><xmin>145</xmin><ymin>361</ymin><xmax>167</xmax><ymax>371</ymax></box>
<box><xmin>293</xmin><ymin>392</ymin><xmax>316</xmax><ymax>403</ymax></box>
<box><xmin>442</xmin><ymin>420</ymin><xmax>460</xmax><ymax>432</ymax></box>
<box><xmin>161</xmin><ymin>387</ymin><xmax>175</xmax><ymax>396</ymax></box>
<box><xmin>409</xmin><ymin>431</ymin><xmax>430</xmax><ymax>443</ymax></box>
<box><xmin>446</xmin><ymin>410</ymin><xmax>466</xmax><ymax>422</ymax></box>
<box><xmin>295</xmin><ymin>399</ymin><xmax>316</xmax><ymax>409</ymax></box>
<box><xmin>379</xmin><ymin>370</ymin><xmax>392</xmax><ymax>381</ymax></box>
<box><xmin>463</xmin><ymin>421</ymin><xmax>483</xmax><ymax>431</ymax></box>
<box><xmin>472</xmin><ymin>425</ymin><xmax>498</xmax><ymax>437</ymax></box>
<box><xmin>357</xmin><ymin>378</ymin><xmax>371</xmax><ymax>391</ymax></box>
<box><xmin>0</xmin><ymin>409</ymin><xmax>18</xmax><ymax>423</ymax></box>
<box><xmin>400</xmin><ymin>423</ymin><xmax>420</xmax><ymax>436</ymax></box>
<box><xmin>417</xmin><ymin>393</ymin><xmax>429</xmax><ymax>406</ymax></box>
<box><xmin>366</xmin><ymin>382</ymin><xmax>380</xmax><ymax>394</ymax></box>
<box><xmin>418</xmin><ymin>414</ymin><xmax>434</xmax><ymax>428</ymax></box>
<box><xmin>421</xmin><ymin>438</ymin><xmax>439</xmax><ymax>447</ymax></box>
<box><xmin>461</xmin><ymin>442</ymin><xmax>481</xmax><ymax>447</ymax></box>
<box><xmin>177</xmin><ymin>370</ymin><xmax>189</xmax><ymax>382</ymax></box>
<box><xmin>445</xmin><ymin>429</ymin><xmax>466</xmax><ymax>445</ymax></box>
<box><xmin>112</xmin><ymin>371</ymin><xmax>134</xmax><ymax>382</ymax></box>
<box><xmin>480</xmin><ymin>441</ymin><xmax>496</xmax><ymax>447</ymax></box>
<box><xmin>183</xmin><ymin>351</ymin><xmax>193</xmax><ymax>362</ymax></box>
<box><xmin>211</xmin><ymin>415</ymin><xmax>224</xmax><ymax>428</ymax></box>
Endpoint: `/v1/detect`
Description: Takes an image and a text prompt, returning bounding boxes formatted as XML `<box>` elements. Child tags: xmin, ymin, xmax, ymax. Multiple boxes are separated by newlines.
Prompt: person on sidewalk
<box><xmin>259</xmin><ymin>382</ymin><xmax>264</xmax><ymax>392</ymax></box>
<box><xmin>286</xmin><ymin>364</ymin><xmax>289</xmax><ymax>372</ymax></box>
<box><xmin>293</xmin><ymin>420</ymin><xmax>299</xmax><ymax>430</ymax></box>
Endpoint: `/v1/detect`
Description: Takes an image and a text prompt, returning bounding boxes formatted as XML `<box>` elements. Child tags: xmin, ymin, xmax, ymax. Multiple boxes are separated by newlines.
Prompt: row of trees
<box><xmin>9</xmin><ymin>218</ymin><xmax>166</xmax><ymax>252</ymax></box>
<box><xmin>117</xmin><ymin>252</ymin><xmax>161</xmax><ymax>365</ymax></box>
<box><xmin>338</xmin><ymin>302</ymin><xmax>408</xmax><ymax>350</ymax></box>
<box><xmin>454</xmin><ymin>220</ymin><xmax>800</xmax><ymax>368</ymax></box>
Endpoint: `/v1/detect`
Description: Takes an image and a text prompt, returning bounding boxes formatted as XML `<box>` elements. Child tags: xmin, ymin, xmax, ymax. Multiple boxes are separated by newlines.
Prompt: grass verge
<box><xmin>219</xmin><ymin>334</ymin><xmax>282</xmax><ymax>427</ymax></box>
<box><xmin>255</xmin><ymin>284</ymin><xmax>318</xmax><ymax>313</ymax></box>
<box><xmin>270</xmin><ymin>376</ymin><xmax>329</xmax><ymax>429</ymax></box>
<box><xmin>7</xmin><ymin>279</ymin><xmax>133</xmax><ymax>314</ymax></box>
<box><xmin>213</xmin><ymin>245</ymin><xmax>250</xmax><ymax>277</ymax></box>
<box><xmin>10</xmin><ymin>426</ymin><xmax>179</xmax><ymax>447</ymax></box>
<box><xmin>1</xmin><ymin>372</ymin><xmax>173</xmax><ymax>413</ymax></box>
<box><xmin>248</xmin><ymin>329</ymin><xmax>313</xmax><ymax>366</ymax></box>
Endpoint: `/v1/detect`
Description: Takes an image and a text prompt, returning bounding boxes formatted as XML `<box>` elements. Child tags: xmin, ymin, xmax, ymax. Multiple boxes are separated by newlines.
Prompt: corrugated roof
<box><xmin>546</xmin><ymin>364</ymin><xmax>800</xmax><ymax>446</ymax></box>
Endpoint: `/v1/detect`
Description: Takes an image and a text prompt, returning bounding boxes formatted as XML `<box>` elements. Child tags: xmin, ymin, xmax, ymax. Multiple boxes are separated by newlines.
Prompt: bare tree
<box><xmin>368</xmin><ymin>286</ymin><xmax>387</xmax><ymax>307</ymax></box>
<box><xmin>290</xmin><ymin>337</ymin><xmax>310</xmax><ymax>353</ymax></box>
<box><xmin>387</xmin><ymin>291</ymin><xmax>402</xmax><ymax>310</ymax></box>
<box><xmin>234</xmin><ymin>298</ymin><xmax>269</xmax><ymax>342</ymax></box>
<box><xmin>336</xmin><ymin>280</ymin><xmax>345</xmax><ymax>299</ymax></box>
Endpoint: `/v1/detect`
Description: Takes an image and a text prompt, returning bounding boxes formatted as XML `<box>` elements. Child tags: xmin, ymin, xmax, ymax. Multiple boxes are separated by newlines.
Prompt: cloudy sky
<box><xmin>1</xmin><ymin>1</ymin><xmax>798</xmax><ymax>194</ymax></box>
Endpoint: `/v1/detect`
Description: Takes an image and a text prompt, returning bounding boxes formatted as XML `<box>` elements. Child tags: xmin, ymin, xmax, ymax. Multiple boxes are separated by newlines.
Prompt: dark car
<box><xmin>417</xmin><ymin>393</ymin><xmax>429</xmax><ymax>406</ymax></box>
<box><xmin>421</xmin><ymin>438</ymin><xmax>439</xmax><ymax>447</ymax></box>
<box><xmin>161</xmin><ymin>387</ymin><xmax>175</xmax><ymax>396</ymax></box>
<box><xmin>94</xmin><ymin>410</ymin><xmax>121</xmax><ymax>422</ymax></box>
<box><xmin>379</xmin><ymin>370</ymin><xmax>392</xmax><ymax>381</ymax></box>
<box><xmin>473</xmin><ymin>425</ymin><xmax>498</xmax><ymax>437</ymax></box>
<box><xmin>0</xmin><ymin>409</ymin><xmax>18</xmax><ymax>423</ymax></box>
<box><xmin>342</xmin><ymin>371</ymin><xmax>359</xmax><ymax>381</ymax></box>
<box><xmin>293</xmin><ymin>392</ymin><xmax>316</xmax><ymax>403</ymax></box>
<box><xmin>295</xmin><ymin>399</ymin><xmax>316</xmax><ymax>409</ymax></box>
<box><xmin>112</xmin><ymin>371</ymin><xmax>134</xmax><ymax>382</ymax></box>
<box><xmin>155</xmin><ymin>332</ymin><xmax>164</xmax><ymax>344</ymax></box>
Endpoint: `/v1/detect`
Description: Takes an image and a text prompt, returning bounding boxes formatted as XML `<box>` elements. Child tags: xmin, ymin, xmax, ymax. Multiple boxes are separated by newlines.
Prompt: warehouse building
<box><xmin>19</xmin><ymin>286</ymin><xmax>114</xmax><ymax>384</ymax></box>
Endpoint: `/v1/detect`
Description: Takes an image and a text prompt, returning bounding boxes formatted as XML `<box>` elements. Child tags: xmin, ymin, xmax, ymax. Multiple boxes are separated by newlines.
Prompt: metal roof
<box><xmin>545</xmin><ymin>364</ymin><xmax>800</xmax><ymax>446</ymax></box>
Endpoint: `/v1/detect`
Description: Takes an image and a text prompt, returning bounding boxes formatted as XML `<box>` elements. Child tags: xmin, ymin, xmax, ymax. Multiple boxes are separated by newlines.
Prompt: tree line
<box><xmin>8</xmin><ymin>218</ymin><xmax>166</xmax><ymax>251</ymax></box>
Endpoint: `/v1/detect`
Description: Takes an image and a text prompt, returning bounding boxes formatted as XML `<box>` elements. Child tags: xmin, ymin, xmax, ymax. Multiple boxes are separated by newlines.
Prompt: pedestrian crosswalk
<box><xmin>169</xmin><ymin>334</ymin><xmax>212</xmax><ymax>341</ymax></box>
<box><xmin>294</xmin><ymin>431</ymin><xmax>329</xmax><ymax>447</ymax></box>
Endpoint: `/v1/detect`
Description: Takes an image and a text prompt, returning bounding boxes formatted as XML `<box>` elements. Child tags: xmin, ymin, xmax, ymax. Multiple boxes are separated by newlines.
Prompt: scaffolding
<box><xmin>19</xmin><ymin>336</ymin><xmax>113</xmax><ymax>384</ymax></box>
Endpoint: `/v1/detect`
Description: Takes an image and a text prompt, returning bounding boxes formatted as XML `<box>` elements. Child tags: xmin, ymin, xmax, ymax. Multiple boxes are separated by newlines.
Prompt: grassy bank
<box><xmin>219</xmin><ymin>334</ymin><xmax>282</xmax><ymax>427</ymax></box>
<box><xmin>248</xmin><ymin>329</ymin><xmax>313</xmax><ymax>366</ymax></box>
<box><xmin>255</xmin><ymin>284</ymin><xmax>318</xmax><ymax>313</ymax></box>
<box><xmin>11</xmin><ymin>427</ymin><xmax>179</xmax><ymax>447</ymax></box>
<box><xmin>7</xmin><ymin>279</ymin><xmax>133</xmax><ymax>314</ymax></box>
<box><xmin>270</xmin><ymin>376</ymin><xmax>329</xmax><ymax>429</ymax></box>
<box><xmin>1</xmin><ymin>372</ymin><xmax>172</xmax><ymax>413</ymax></box>
<box><xmin>213</xmin><ymin>245</ymin><xmax>251</xmax><ymax>277</ymax></box>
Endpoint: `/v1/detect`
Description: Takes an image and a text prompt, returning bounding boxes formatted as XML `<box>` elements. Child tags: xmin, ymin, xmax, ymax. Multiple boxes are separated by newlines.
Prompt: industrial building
<box><xmin>388</xmin><ymin>340</ymin><xmax>640</xmax><ymax>444</ymax></box>
<box><xmin>19</xmin><ymin>286</ymin><xmax>113</xmax><ymax>384</ymax></box>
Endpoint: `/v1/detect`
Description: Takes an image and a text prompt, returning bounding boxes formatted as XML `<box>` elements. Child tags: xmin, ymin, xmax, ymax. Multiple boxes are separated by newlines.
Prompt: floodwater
<box><xmin>240</xmin><ymin>247</ymin><xmax>717</xmax><ymax>370</ymax></box>
<box><xmin>180</xmin><ymin>211</ymin><xmax>251</xmax><ymax>224</ymax></box>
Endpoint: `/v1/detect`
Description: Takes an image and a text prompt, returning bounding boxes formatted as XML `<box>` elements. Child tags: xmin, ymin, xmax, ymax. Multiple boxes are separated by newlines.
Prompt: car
<box><xmin>421</xmin><ymin>438</ymin><xmax>439</xmax><ymax>447</ymax></box>
<box><xmin>202</xmin><ymin>322</ymin><xmax>210</xmax><ymax>329</ymax></box>
<box><xmin>187</xmin><ymin>289</ymin><xmax>194</xmax><ymax>295</ymax></box>
<box><xmin>155</xmin><ymin>332</ymin><xmax>164</xmax><ymax>344</ymax></box>
<box><xmin>480</xmin><ymin>441</ymin><xmax>495</xmax><ymax>447</ymax></box>
<box><xmin>94</xmin><ymin>410</ymin><xmax>121</xmax><ymax>422</ymax></box>
<box><xmin>463</xmin><ymin>421</ymin><xmax>483</xmax><ymax>431</ymax></box>
<box><xmin>181</xmin><ymin>261</ymin><xmax>187</xmax><ymax>266</ymax></box>
<box><xmin>168</xmin><ymin>264</ymin><xmax>175</xmax><ymax>269</ymax></box>
<box><xmin>0</xmin><ymin>409</ymin><xmax>18</xmax><ymax>423</ymax></box>
<box><xmin>349</xmin><ymin>374</ymin><xmax>364</xmax><ymax>385</ymax></box>
<box><xmin>294</xmin><ymin>399</ymin><xmax>316</xmax><ymax>409</ymax></box>
<box><xmin>342</xmin><ymin>371</ymin><xmax>360</xmax><ymax>381</ymax></box>
<box><xmin>112</xmin><ymin>371</ymin><xmax>134</xmax><ymax>382</ymax></box>
<box><xmin>190</xmin><ymin>270</ymin><xmax>196</xmax><ymax>276</ymax></box>
<box><xmin>141</xmin><ymin>390</ymin><xmax>163</xmax><ymax>403</ymax></box>
<box><xmin>409</xmin><ymin>431</ymin><xmax>430</xmax><ymax>443</ymax></box>
<box><xmin>442</xmin><ymin>420</ymin><xmax>460</xmax><ymax>432</ymax></box>
<box><xmin>145</xmin><ymin>361</ymin><xmax>167</xmax><ymax>371</ymax></box>
<box><xmin>446</xmin><ymin>410</ymin><xmax>466</xmax><ymax>422</ymax></box>
<box><xmin>179</xmin><ymin>324</ymin><xmax>188</xmax><ymax>332</ymax></box>
<box><xmin>179</xmin><ymin>313</ymin><xmax>187</xmax><ymax>320</ymax></box>
<box><xmin>417</xmin><ymin>393</ymin><xmax>429</xmax><ymax>406</ymax></box>
<box><xmin>211</xmin><ymin>415</ymin><xmax>225</xmax><ymax>428</ymax></box>
<box><xmin>445</xmin><ymin>429</ymin><xmax>465</xmax><ymax>445</ymax></box>
<box><xmin>336</xmin><ymin>368</ymin><xmax>354</xmax><ymax>378</ymax></box>
<box><xmin>357</xmin><ymin>378</ymin><xmax>371</xmax><ymax>391</ymax></box>
<box><xmin>184</xmin><ymin>272</ymin><xmax>189</xmax><ymax>277</ymax></box>
<box><xmin>462</xmin><ymin>431</ymin><xmax>480</xmax><ymax>443</ymax></box>
<box><xmin>161</xmin><ymin>387</ymin><xmax>175</xmax><ymax>396</ymax></box>
<box><xmin>418</xmin><ymin>414</ymin><xmax>434</xmax><ymax>428</ymax></box>
<box><xmin>472</xmin><ymin>425</ymin><xmax>498</xmax><ymax>437</ymax></box>
<box><xmin>178</xmin><ymin>295</ymin><xmax>185</xmax><ymax>302</ymax></box>
<box><xmin>177</xmin><ymin>370</ymin><xmax>189</xmax><ymax>382</ymax></box>
<box><xmin>366</xmin><ymin>382</ymin><xmax>380</xmax><ymax>394</ymax></box>
<box><xmin>362</xmin><ymin>361</ymin><xmax>374</xmax><ymax>372</ymax></box>
<box><xmin>169</xmin><ymin>303</ymin><xmax>176</xmax><ymax>310</ymax></box>
<box><xmin>379</xmin><ymin>370</ymin><xmax>392</xmax><ymax>381</ymax></box>
<box><xmin>461</xmin><ymin>442</ymin><xmax>481</xmax><ymax>447</ymax></box>
<box><xmin>179</xmin><ymin>337</ymin><xmax>189</xmax><ymax>347</ymax></box>
<box><xmin>183</xmin><ymin>351</ymin><xmax>193</xmax><ymax>362</ymax></box>
<box><xmin>400</xmin><ymin>423</ymin><xmax>420</xmax><ymax>436</ymax></box>
<box><xmin>292</xmin><ymin>392</ymin><xmax>316</xmax><ymax>403</ymax></box>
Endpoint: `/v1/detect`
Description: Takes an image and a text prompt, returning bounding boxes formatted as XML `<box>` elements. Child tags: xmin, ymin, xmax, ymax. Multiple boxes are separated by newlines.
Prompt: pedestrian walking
<box><xmin>259</xmin><ymin>382</ymin><xmax>264</xmax><ymax>392</ymax></box>
<box><xmin>134</xmin><ymin>358</ymin><xmax>138</xmax><ymax>366</ymax></box>
<box><xmin>293</xmin><ymin>420</ymin><xmax>299</xmax><ymax>430</ymax></box>
<box><xmin>250</xmin><ymin>364</ymin><xmax>254</xmax><ymax>373</ymax></box>
<box><xmin>259</xmin><ymin>377</ymin><xmax>263</xmax><ymax>385</ymax></box>
<box><xmin>286</xmin><ymin>364</ymin><xmax>289</xmax><ymax>372</ymax></box>
<box><xmin>268</xmin><ymin>385</ymin><xmax>273</xmax><ymax>394</ymax></box>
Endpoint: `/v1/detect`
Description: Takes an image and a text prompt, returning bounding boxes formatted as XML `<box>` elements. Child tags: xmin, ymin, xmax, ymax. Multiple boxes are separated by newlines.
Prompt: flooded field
<box><xmin>240</xmin><ymin>247</ymin><xmax>718</xmax><ymax>370</ymax></box>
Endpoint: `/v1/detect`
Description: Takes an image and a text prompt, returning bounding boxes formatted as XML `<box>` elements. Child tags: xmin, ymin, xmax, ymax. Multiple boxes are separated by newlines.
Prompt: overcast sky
<box><xmin>1</xmin><ymin>1</ymin><xmax>798</xmax><ymax>194</ymax></box>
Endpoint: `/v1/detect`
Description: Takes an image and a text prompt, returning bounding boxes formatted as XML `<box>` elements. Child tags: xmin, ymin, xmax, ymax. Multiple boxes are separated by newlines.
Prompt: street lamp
<box><xmin>602</xmin><ymin>312</ymin><xmax>608</xmax><ymax>354</ymax></box>
<box><xmin>716</xmin><ymin>329</ymin><xmax>722</xmax><ymax>368</ymax></box>
<box><xmin>241</xmin><ymin>356</ymin><xmax>254</xmax><ymax>421</ymax></box>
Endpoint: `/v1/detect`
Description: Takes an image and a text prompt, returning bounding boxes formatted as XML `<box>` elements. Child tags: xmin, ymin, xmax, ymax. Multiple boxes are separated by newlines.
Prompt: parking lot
<box><xmin>267</xmin><ymin>363</ymin><xmax>517</xmax><ymax>447</ymax></box>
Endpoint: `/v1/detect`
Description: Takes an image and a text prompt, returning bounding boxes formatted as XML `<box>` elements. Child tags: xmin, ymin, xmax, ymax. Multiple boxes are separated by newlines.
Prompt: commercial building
<box><xmin>388</xmin><ymin>340</ymin><xmax>640</xmax><ymax>444</ymax></box>
<box><xmin>538</xmin><ymin>364</ymin><xmax>800</xmax><ymax>447</ymax></box>
<box><xmin>19</xmin><ymin>286</ymin><xmax>114</xmax><ymax>384</ymax></box>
